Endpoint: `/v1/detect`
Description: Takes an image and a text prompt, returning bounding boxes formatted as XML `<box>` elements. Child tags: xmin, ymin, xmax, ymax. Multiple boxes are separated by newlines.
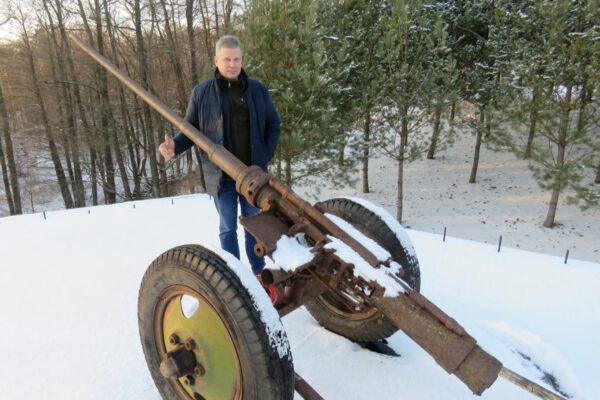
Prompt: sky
<box><xmin>0</xmin><ymin>193</ymin><xmax>596</xmax><ymax>399</ymax></box>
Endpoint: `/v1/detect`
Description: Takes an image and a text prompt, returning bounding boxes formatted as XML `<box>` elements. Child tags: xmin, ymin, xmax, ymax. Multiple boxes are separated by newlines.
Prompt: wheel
<box><xmin>305</xmin><ymin>198</ymin><xmax>421</xmax><ymax>343</ymax></box>
<box><xmin>138</xmin><ymin>245</ymin><xmax>294</xmax><ymax>400</ymax></box>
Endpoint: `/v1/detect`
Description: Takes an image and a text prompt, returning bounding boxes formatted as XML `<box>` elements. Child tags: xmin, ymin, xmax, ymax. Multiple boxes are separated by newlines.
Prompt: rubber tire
<box><xmin>304</xmin><ymin>198</ymin><xmax>421</xmax><ymax>343</ymax></box>
<box><xmin>138</xmin><ymin>245</ymin><xmax>294</xmax><ymax>400</ymax></box>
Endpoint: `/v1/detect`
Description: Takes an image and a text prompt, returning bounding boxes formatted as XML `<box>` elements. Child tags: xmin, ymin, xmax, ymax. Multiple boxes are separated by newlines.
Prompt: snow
<box><xmin>323</xmin><ymin>235</ymin><xmax>404</xmax><ymax>297</ymax></box>
<box><xmin>208</xmin><ymin>246</ymin><xmax>291</xmax><ymax>359</ymax></box>
<box><xmin>294</xmin><ymin>133</ymin><xmax>599</xmax><ymax>264</ymax></box>
<box><xmin>341</xmin><ymin>196</ymin><xmax>419</xmax><ymax>260</ymax></box>
<box><xmin>324</xmin><ymin>212</ymin><xmax>392</xmax><ymax>261</ymax></box>
<box><xmin>270</xmin><ymin>234</ymin><xmax>315</xmax><ymax>272</ymax></box>
<box><xmin>1</xmin><ymin>194</ymin><xmax>598</xmax><ymax>399</ymax></box>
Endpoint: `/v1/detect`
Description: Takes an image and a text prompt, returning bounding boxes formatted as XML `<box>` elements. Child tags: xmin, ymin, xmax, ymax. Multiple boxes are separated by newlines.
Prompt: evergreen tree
<box><xmin>244</xmin><ymin>0</ymin><xmax>354</xmax><ymax>189</ymax></box>
<box><xmin>444</xmin><ymin>0</ymin><xmax>506</xmax><ymax>184</ymax></box>
<box><xmin>317</xmin><ymin>0</ymin><xmax>389</xmax><ymax>194</ymax></box>
<box><xmin>494</xmin><ymin>0</ymin><xmax>600</xmax><ymax>227</ymax></box>
<box><xmin>374</xmin><ymin>0</ymin><xmax>456</xmax><ymax>221</ymax></box>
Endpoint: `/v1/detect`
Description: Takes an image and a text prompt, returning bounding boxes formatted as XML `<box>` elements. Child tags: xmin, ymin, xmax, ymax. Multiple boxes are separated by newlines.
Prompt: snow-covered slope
<box><xmin>0</xmin><ymin>194</ymin><xmax>597</xmax><ymax>399</ymax></box>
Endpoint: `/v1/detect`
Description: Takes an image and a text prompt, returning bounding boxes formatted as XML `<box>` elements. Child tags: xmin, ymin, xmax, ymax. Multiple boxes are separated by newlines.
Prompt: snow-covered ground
<box><xmin>296</xmin><ymin>133</ymin><xmax>600</xmax><ymax>264</ymax></box>
<box><xmin>0</xmin><ymin>194</ymin><xmax>597</xmax><ymax>399</ymax></box>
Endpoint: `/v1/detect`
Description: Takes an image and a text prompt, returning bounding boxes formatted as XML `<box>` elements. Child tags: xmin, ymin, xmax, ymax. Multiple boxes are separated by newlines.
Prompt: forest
<box><xmin>0</xmin><ymin>0</ymin><xmax>598</xmax><ymax>227</ymax></box>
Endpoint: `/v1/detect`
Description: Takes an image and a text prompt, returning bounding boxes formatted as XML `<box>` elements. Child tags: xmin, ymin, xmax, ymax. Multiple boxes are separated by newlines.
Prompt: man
<box><xmin>158</xmin><ymin>35</ymin><xmax>280</xmax><ymax>275</ymax></box>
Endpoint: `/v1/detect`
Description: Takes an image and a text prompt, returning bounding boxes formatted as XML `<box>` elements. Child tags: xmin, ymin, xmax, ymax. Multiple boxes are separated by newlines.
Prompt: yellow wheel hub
<box><xmin>156</xmin><ymin>286</ymin><xmax>242</xmax><ymax>399</ymax></box>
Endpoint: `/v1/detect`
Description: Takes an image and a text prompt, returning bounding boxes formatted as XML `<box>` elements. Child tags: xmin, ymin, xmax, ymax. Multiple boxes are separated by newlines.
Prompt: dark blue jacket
<box><xmin>174</xmin><ymin>69</ymin><xmax>280</xmax><ymax>197</ymax></box>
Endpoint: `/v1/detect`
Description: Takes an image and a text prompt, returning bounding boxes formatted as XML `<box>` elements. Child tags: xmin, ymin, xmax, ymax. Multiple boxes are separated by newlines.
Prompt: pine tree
<box><xmin>244</xmin><ymin>0</ymin><xmax>354</xmax><ymax>189</ymax></box>
<box><xmin>317</xmin><ymin>0</ymin><xmax>389</xmax><ymax>194</ymax></box>
<box><xmin>494</xmin><ymin>0</ymin><xmax>600</xmax><ymax>227</ymax></box>
<box><xmin>374</xmin><ymin>0</ymin><xmax>457</xmax><ymax>221</ymax></box>
<box><xmin>444</xmin><ymin>0</ymin><xmax>505</xmax><ymax>184</ymax></box>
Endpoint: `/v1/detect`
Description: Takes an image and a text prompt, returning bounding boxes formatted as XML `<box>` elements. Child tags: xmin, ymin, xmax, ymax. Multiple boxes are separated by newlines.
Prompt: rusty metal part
<box><xmin>183</xmin><ymin>375</ymin><xmax>195</xmax><ymax>386</ymax></box>
<box><xmin>194</xmin><ymin>364</ymin><xmax>206</xmax><ymax>377</ymax></box>
<box><xmin>169</xmin><ymin>333</ymin><xmax>180</xmax><ymax>345</ymax></box>
<box><xmin>275</xmin><ymin>277</ymin><xmax>329</xmax><ymax>317</ymax></box>
<box><xmin>241</xmin><ymin>211</ymin><xmax>290</xmax><ymax>255</ymax></box>
<box><xmin>371</xmin><ymin>295</ymin><xmax>501</xmax><ymax>394</ymax></box>
<box><xmin>184</xmin><ymin>338</ymin><xmax>195</xmax><ymax>351</ymax></box>
<box><xmin>159</xmin><ymin>345</ymin><xmax>198</xmax><ymax>379</ymax></box>
<box><xmin>294</xmin><ymin>373</ymin><xmax>325</xmax><ymax>400</ymax></box>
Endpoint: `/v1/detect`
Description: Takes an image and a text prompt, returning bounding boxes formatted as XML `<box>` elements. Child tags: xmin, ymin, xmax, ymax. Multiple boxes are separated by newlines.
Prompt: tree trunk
<box><xmin>427</xmin><ymin>103</ymin><xmax>442</xmax><ymax>159</ymax></box>
<box><xmin>362</xmin><ymin>106</ymin><xmax>371</xmax><ymax>193</ymax></box>
<box><xmin>396</xmin><ymin>107</ymin><xmax>409</xmax><ymax>222</ymax></box>
<box><xmin>42</xmin><ymin>4</ymin><xmax>87</xmax><ymax>207</ymax></box>
<box><xmin>21</xmin><ymin>23</ymin><xmax>74</xmax><ymax>209</ymax></box>
<box><xmin>576</xmin><ymin>83</ymin><xmax>591</xmax><ymax>136</ymax></box>
<box><xmin>469</xmin><ymin>108</ymin><xmax>485</xmax><ymax>184</ymax></box>
<box><xmin>223</xmin><ymin>0</ymin><xmax>234</xmax><ymax>29</ymax></box>
<box><xmin>66</xmin><ymin>0</ymin><xmax>100</xmax><ymax>204</ymax></box>
<box><xmin>159</xmin><ymin>0</ymin><xmax>189</xmax><ymax>114</ymax></box>
<box><xmin>449</xmin><ymin>100</ymin><xmax>456</xmax><ymax>122</ymax></box>
<box><xmin>55</xmin><ymin>4</ymin><xmax>85</xmax><ymax>207</ymax></box>
<box><xmin>42</xmin><ymin>19</ymin><xmax>76</xmax><ymax>198</ymax></box>
<box><xmin>93</xmin><ymin>0</ymin><xmax>117</xmax><ymax>204</ymax></box>
<box><xmin>78</xmin><ymin>0</ymin><xmax>108</xmax><ymax>203</ymax></box>
<box><xmin>525</xmin><ymin>83</ymin><xmax>541</xmax><ymax>158</ymax></box>
<box><xmin>214</xmin><ymin>0</ymin><xmax>220</xmax><ymax>37</ymax></box>
<box><xmin>186</xmin><ymin>0</ymin><xmax>199</xmax><ymax>85</ymax></box>
<box><xmin>199</xmin><ymin>0</ymin><xmax>213</xmax><ymax>59</ymax></box>
<box><xmin>185</xmin><ymin>2</ymin><xmax>206</xmax><ymax>192</ymax></box>
<box><xmin>193</xmin><ymin>148</ymin><xmax>206</xmax><ymax>192</ymax></box>
<box><xmin>543</xmin><ymin>86</ymin><xmax>571</xmax><ymax>228</ymax></box>
<box><xmin>0</xmin><ymin>131</ymin><xmax>14</xmax><ymax>214</ymax></box>
<box><xmin>285</xmin><ymin>157</ymin><xmax>292</xmax><ymax>187</ymax></box>
<box><xmin>104</xmin><ymin>0</ymin><xmax>138</xmax><ymax>199</ymax></box>
<box><xmin>0</xmin><ymin>82</ymin><xmax>21</xmax><ymax>214</ymax></box>
<box><xmin>594</xmin><ymin>160</ymin><xmax>600</xmax><ymax>184</ymax></box>
<box><xmin>135</xmin><ymin>0</ymin><xmax>160</xmax><ymax>197</ymax></box>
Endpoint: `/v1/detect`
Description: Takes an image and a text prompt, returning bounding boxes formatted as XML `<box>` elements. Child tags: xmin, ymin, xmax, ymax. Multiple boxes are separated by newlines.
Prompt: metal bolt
<box><xmin>183</xmin><ymin>374</ymin><xmax>195</xmax><ymax>386</ymax></box>
<box><xmin>184</xmin><ymin>338</ymin><xmax>195</xmax><ymax>351</ymax></box>
<box><xmin>169</xmin><ymin>334</ymin><xmax>180</xmax><ymax>345</ymax></box>
<box><xmin>194</xmin><ymin>364</ymin><xmax>206</xmax><ymax>377</ymax></box>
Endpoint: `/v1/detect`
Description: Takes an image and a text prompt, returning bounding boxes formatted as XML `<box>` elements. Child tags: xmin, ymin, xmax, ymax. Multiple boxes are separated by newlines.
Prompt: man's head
<box><xmin>215</xmin><ymin>35</ymin><xmax>243</xmax><ymax>80</ymax></box>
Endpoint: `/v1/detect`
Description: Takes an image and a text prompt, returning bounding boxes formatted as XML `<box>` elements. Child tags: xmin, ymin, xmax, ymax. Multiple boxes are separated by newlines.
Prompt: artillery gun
<box><xmin>69</xmin><ymin>35</ymin><xmax>566</xmax><ymax>400</ymax></box>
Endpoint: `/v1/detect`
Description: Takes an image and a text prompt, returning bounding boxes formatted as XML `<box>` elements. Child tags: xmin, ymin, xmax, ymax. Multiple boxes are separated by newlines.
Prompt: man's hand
<box><xmin>158</xmin><ymin>134</ymin><xmax>175</xmax><ymax>161</ymax></box>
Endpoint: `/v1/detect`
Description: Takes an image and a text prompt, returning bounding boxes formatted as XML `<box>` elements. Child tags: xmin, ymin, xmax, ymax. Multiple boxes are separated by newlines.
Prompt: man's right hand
<box><xmin>158</xmin><ymin>134</ymin><xmax>175</xmax><ymax>161</ymax></box>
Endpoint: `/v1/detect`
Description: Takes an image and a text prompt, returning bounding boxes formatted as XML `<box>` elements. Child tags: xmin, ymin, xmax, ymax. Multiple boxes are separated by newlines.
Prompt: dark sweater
<box><xmin>216</xmin><ymin>71</ymin><xmax>251</xmax><ymax>167</ymax></box>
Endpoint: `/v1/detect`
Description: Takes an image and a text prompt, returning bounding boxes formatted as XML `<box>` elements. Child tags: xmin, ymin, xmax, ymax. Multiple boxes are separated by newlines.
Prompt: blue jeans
<box><xmin>214</xmin><ymin>179</ymin><xmax>265</xmax><ymax>274</ymax></box>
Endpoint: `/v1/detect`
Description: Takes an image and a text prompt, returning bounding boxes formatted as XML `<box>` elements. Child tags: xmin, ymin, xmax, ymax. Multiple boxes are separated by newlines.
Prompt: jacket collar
<box><xmin>215</xmin><ymin>68</ymin><xmax>248</xmax><ymax>91</ymax></box>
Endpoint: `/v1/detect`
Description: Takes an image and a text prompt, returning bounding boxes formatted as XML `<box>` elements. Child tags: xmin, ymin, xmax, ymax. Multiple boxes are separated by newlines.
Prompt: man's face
<box><xmin>215</xmin><ymin>46</ymin><xmax>242</xmax><ymax>80</ymax></box>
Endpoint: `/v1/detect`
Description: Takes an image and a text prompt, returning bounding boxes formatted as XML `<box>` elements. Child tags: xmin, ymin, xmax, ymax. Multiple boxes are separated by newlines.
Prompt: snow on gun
<box><xmin>68</xmin><ymin>34</ymin><xmax>567</xmax><ymax>400</ymax></box>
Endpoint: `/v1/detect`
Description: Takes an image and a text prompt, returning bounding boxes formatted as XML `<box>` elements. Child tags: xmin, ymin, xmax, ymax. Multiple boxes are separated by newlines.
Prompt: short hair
<box><xmin>215</xmin><ymin>35</ymin><xmax>242</xmax><ymax>56</ymax></box>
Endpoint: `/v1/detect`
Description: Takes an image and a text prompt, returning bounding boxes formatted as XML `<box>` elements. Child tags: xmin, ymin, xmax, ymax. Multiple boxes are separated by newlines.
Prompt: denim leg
<box><xmin>214</xmin><ymin>180</ymin><xmax>240</xmax><ymax>259</ymax></box>
<box><xmin>239</xmin><ymin>195</ymin><xmax>265</xmax><ymax>274</ymax></box>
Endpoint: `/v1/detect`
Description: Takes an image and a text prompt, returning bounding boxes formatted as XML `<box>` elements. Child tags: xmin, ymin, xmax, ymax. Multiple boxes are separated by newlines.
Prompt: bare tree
<box><xmin>17</xmin><ymin>7</ymin><xmax>74</xmax><ymax>208</ymax></box>
<box><xmin>0</xmin><ymin>80</ymin><xmax>21</xmax><ymax>214</ymax></box>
